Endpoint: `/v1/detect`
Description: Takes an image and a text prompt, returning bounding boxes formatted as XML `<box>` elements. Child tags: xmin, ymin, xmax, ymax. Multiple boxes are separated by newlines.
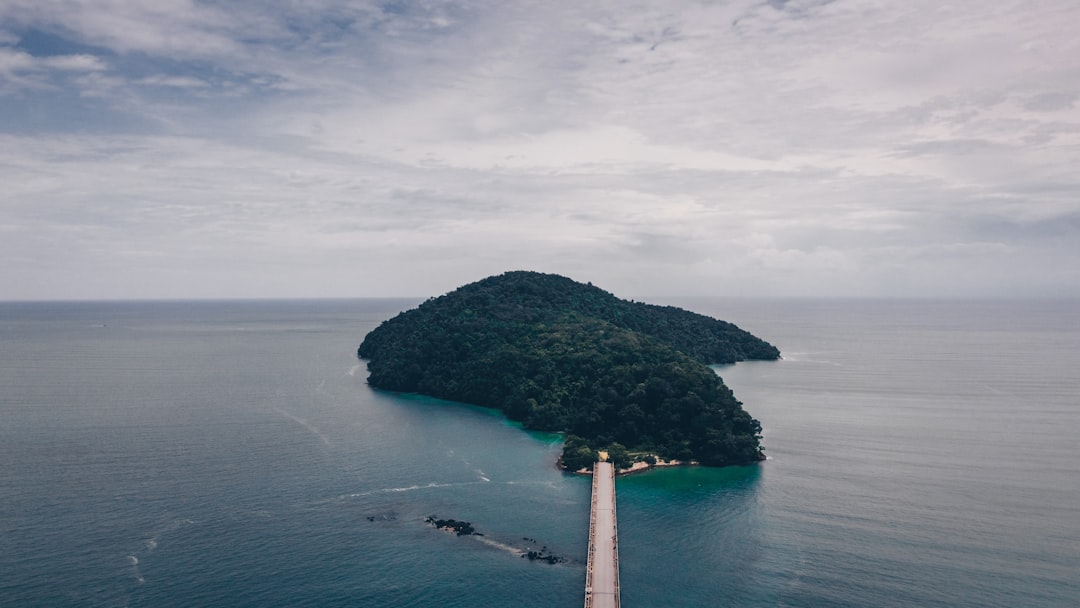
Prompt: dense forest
<box><xmin>357</xmin><ymin>271</ymin><xmax>780</xmax><ymax>469</ymax></box>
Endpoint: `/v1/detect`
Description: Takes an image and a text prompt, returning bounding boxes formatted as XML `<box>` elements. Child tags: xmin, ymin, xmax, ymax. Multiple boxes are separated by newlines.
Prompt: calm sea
<box><xmin>1</xmin><ymin>298</ymin><xmax>1077</xmax><ymax>607</ymax></box>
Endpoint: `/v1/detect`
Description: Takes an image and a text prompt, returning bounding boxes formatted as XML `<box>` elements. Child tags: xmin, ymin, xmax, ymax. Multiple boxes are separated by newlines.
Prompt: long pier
<box><xmin>584</xmin><ymin>461</ymin><xmax>620</xmax><ymax>608</ymax></box>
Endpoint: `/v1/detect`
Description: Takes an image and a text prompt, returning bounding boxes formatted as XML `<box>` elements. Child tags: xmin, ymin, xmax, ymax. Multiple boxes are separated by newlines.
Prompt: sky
<box><xmin>2</xmin><ymin>0</ymin><xmax>1079</xmax><ymax>300</ymax></box>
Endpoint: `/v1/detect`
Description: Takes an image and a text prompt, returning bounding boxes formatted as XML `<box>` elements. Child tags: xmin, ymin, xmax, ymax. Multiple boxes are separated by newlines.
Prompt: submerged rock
<box><xmin>425</xmin><ymin>516</ymin><xmax>478</xmax><ymax>536</ymax></box>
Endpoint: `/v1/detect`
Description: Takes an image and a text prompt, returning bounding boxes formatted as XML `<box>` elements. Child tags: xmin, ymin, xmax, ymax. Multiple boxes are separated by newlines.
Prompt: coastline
<box><xmin>617</xmin><ymin>458</ymin><xmax>699</xmax><ymax>476</ymax></box>
<box><xmin>569</xmin><ymin>457</ymin><xmax>700</xmax><ymax>477</ymax></box>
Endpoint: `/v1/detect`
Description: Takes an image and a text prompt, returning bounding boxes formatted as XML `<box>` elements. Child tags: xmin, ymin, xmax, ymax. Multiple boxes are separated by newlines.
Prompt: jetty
<box><xmin>584</xmin><ymin>461</ymin><xmax>620</xmax><ymax>608</ymax></box>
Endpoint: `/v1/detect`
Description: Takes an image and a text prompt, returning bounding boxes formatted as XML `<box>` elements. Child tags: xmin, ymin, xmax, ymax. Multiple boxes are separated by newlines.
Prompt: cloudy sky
<box><xmin>2</xmin><ymin>0</ymin><xmax>1079</xmax><ymax>300</ymax></box>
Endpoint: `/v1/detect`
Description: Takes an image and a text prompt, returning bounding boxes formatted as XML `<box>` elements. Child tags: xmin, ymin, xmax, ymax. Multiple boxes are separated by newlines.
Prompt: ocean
<box><xmin>1</xmin><ymin>298</ymin><xmax>1077</xmax><ymax>607</ymax></box>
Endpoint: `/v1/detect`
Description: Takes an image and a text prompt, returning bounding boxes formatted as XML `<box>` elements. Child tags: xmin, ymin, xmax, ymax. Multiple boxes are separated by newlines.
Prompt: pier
<box><xmin>584</xmin><ymin>461</ymin><xmax>620</xmax><ymax>608</ymax></box>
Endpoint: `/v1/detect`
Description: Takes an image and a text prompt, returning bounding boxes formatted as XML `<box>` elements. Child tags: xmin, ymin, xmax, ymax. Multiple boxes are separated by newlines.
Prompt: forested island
<box><xmin>357</xmin><ymin>271</ymin><xmax>780</xmax><ymax>470</ymax></box>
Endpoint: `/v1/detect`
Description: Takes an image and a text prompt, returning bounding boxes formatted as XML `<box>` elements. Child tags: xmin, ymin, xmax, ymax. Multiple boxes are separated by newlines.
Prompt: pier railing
<box><xmin>584</xmin><ymin>461</ymin><xmax>619</xmax><ymax>608</ymax></box>
<box><xmin>584</xmin><ymin>462</ymin><xmax>600</xmax><ymax>608</ymax></box>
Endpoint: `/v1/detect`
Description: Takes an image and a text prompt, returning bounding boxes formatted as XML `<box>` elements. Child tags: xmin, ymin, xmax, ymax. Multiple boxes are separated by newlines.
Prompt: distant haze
<box><xmin>2</xmin><ymin>1</ymin><xmax>1078</xmax><ymax>300</ymax></box>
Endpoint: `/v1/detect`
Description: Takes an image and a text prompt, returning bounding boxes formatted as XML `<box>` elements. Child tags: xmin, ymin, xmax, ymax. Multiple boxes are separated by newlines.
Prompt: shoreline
<box><xmin>617</xmin><ymin>458</ymin><xmax>699</xmax><ymax>476</ymax></box>
<box><xmin>567</xmin><ymin>456</ymin><xmax>700</xmax><ymax>477</ymax></box>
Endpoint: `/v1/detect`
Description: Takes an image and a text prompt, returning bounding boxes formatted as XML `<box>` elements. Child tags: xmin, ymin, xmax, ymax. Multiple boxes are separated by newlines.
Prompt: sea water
<box><xmin>1</xmin><ymin>298</ymin><xmax>1077</xmax><ymax>607</ymax></box>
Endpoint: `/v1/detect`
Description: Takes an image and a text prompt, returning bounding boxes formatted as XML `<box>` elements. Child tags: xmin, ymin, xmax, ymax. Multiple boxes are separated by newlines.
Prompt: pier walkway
<box><xmin>584</xmin><ymin>461</ymin><xmax>619</xmax><ymax>608</ymax></box>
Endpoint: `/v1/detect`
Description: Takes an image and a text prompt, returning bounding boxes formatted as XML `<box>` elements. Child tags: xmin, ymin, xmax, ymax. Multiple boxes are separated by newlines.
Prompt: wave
<box><xmin>143</xmin><ymin>518</ymin><xmax>193</xmax><ymax>553</ymax></box>
<box><xmin>505</xmin><ymin>480</ymin><xmax>557</xmax><ymax>489</ymax></box>
<box><xmin>274</xmin><ymin>408</ymin><xmax>331</xmax><ymax>446</ymax></box>
<box><xmin>127</xmin><ymin>517</ymin><xmax>195</xmax><ymax>584</ymax></box>
<box><xmin>780</xmin><ymin>352</ymin><xmax>843</xmax><ymax>366</ymax></box>
<box><xmin>127</xmin><ymin>555</ymin><xmax>144</xmax><ymax>584</ymax></box>
<box><xmin>473</xmin><ymin>536</ymin><xmax>525</xmax><ymax>557</ymax></box>
<box><xmin>344</xmin><ymin>480</ymin><xmax>491</xmax><ymax>498</ymax></box>
<box><xmin>472</xmin><ymin>534</ymin><xmax>574</xmax><ymax>566</ymax></box>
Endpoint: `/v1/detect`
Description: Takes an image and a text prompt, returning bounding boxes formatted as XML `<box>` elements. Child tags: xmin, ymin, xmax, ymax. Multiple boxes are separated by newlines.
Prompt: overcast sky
<box><xmin>2</xmin><ymin>0</ymin><xmax>1078</xmax><ymax>300</ymax></box>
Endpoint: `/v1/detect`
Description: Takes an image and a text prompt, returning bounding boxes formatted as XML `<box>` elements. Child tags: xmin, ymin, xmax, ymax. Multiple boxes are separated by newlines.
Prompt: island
<box><xmin>357</xmin><ymin>271</ymin><xmax>780</xmax><ymax>471</ymax></box>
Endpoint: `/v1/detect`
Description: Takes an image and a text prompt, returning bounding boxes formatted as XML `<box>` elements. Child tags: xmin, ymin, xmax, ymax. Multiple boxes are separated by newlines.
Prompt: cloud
<box><xmin>1023</xmin><ymin>92</ymin><xmax>1077</xmax><ymax>113</ymax></box>
<box><xmin>1</xmin><ymin>0</ymin><xmax>1079</xmax><ymax>299</ymax></box>
<box><xmin>136</xmin><ymin>75</ymin><xmax>209</xmax><ymax>88</ymax></box>
<box><xmin>0</xmin><ymin>0</ymin><xmax>242</xmax><ymax>57</ymax></box>
<box><xmin>0</xmin><ymin>46</ymin><xmax>105</xmax><ymax>74</ymax></box>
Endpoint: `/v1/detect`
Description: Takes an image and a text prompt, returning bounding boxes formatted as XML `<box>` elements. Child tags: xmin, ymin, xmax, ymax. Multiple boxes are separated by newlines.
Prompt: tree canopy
<box><xmin>357</xmin><ymin>271</ymin><xmax>780</xmax><ymax>468</ymax></box>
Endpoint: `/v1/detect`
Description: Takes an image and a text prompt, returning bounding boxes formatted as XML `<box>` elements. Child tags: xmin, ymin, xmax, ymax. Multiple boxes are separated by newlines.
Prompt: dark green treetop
<box><xmin>357</xmin><ymin>271</ymin><xmax>780</xmax><ymax>468</ymax></box>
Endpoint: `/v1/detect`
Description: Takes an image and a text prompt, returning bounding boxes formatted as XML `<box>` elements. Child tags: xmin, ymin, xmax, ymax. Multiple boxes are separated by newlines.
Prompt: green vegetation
<box><xmin>357</xmin><ymin>271</ymin><xmax>780</xmax><ymax>469</ymax></box>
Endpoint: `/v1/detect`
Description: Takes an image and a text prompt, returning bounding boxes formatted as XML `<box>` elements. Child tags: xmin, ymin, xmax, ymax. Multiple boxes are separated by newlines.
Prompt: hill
<box><xmin>357</xmin><ymin>271</ymin><xmax>780</xmax><ymax>469</ymax></box>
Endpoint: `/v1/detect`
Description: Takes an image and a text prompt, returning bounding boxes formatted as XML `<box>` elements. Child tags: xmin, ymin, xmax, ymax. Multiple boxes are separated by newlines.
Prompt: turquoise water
<box><xmin>1</xmin><ymin>299</ymin><xmax>1077</xmax><ymax>607</ymax></box>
